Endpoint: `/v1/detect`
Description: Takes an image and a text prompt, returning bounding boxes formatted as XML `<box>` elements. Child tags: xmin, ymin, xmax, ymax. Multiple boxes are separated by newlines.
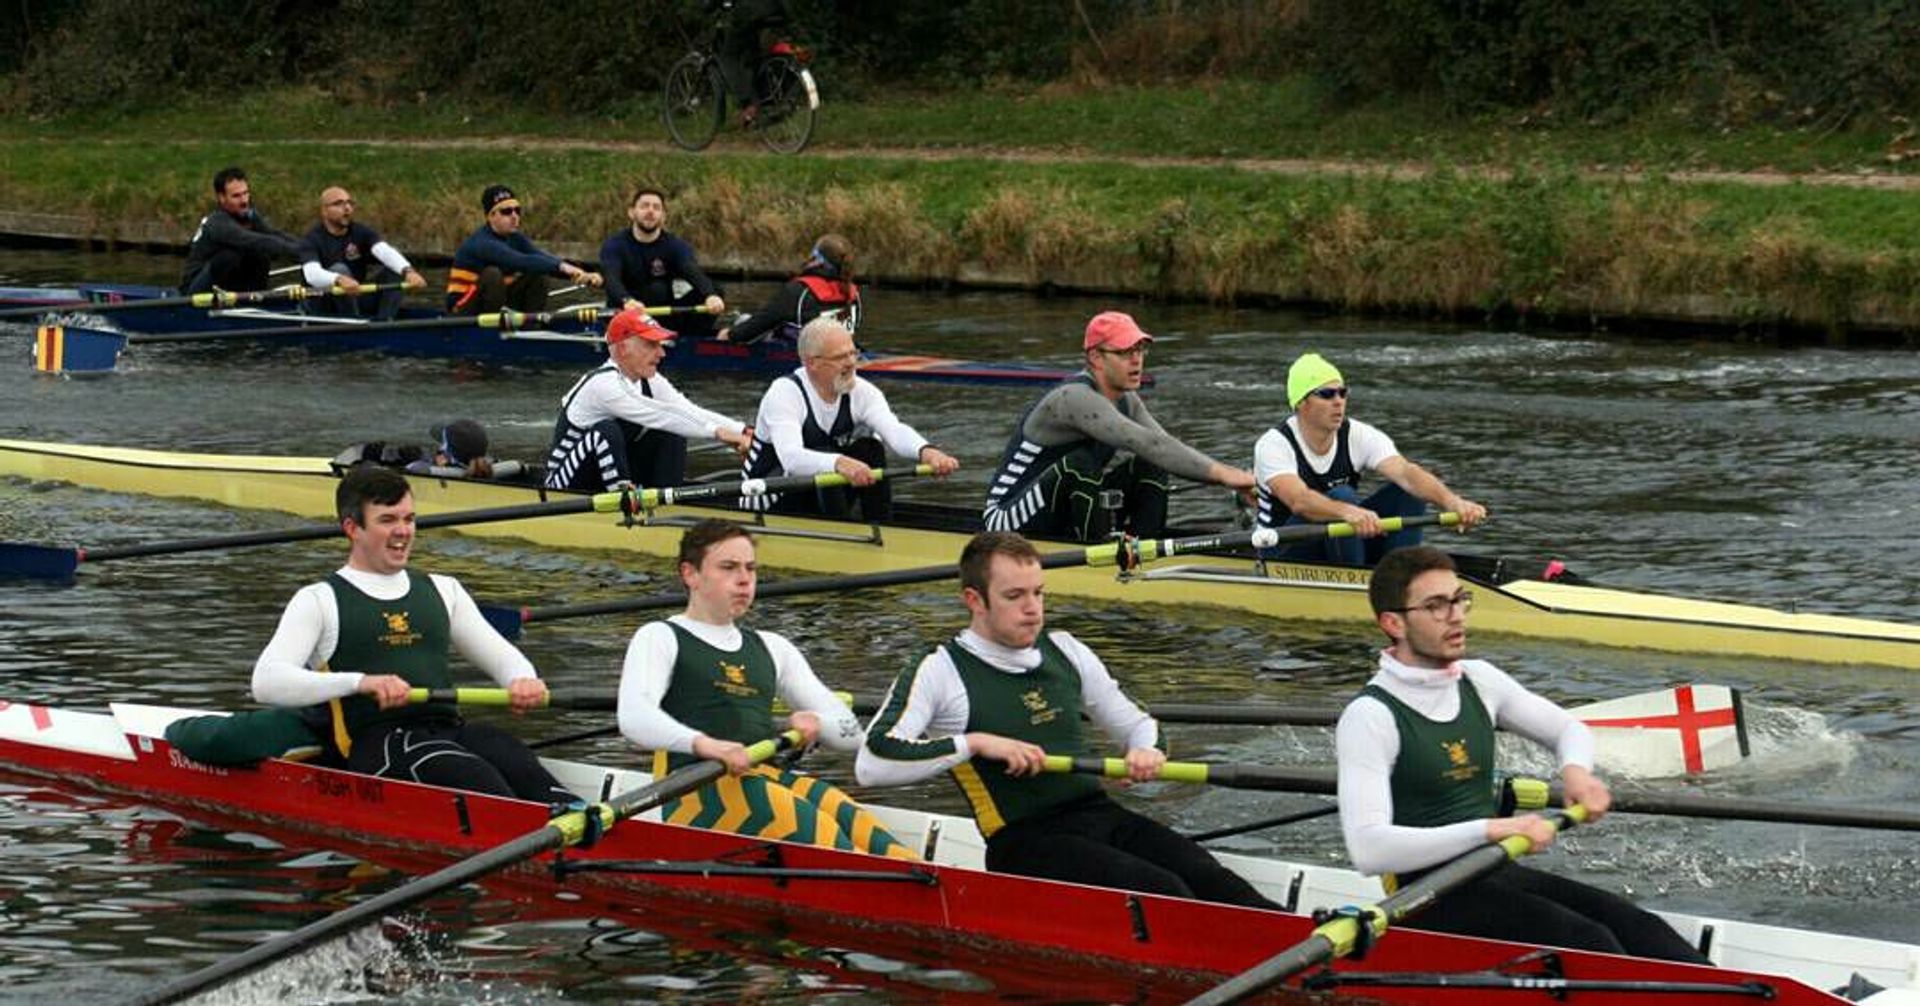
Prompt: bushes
<box><xmin>5</xmin><ymin>0</ymin><xmax>1919</xmax><ymax>129</ymax></box>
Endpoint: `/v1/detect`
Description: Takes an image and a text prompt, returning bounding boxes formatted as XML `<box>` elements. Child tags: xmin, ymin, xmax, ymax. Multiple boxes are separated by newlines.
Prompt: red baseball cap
<box><xmin>606</xmin><ymin>308</ymin><xmax>673</xmax><ymax>345</ymax></box>
<box><xmin>1083</xmin><ymin>311</ymin><xmax>1155</xmax><ymax>351</ymax></box>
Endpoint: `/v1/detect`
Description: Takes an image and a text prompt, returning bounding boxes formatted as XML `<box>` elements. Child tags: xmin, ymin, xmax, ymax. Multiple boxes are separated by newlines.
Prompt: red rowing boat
<box><xmin>0</xmin><ymin>699</ymin><xmax>1911</xmax><ymax>1004</ymax></box>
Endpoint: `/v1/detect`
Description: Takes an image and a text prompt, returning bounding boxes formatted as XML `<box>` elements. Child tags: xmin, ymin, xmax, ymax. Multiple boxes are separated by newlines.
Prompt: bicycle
<box><xmin>662</xmin><ymin>7</ymin><xmax>819</xmax><ymax>155</ymax></box>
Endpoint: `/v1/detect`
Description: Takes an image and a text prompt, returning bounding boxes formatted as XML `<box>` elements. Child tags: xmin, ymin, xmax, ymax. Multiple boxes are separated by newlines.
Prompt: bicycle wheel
<box><xmin>663</xmin><ymin>54</ymin><xmax>725</xmax><ymax>151</ymax></box>
<box><xmin>753</xmin><ymin>56</ymin><xmax>817</xmax><ymax>155</ymax></box>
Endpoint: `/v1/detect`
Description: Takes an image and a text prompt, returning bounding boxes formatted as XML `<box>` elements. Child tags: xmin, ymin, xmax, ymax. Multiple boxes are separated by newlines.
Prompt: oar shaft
<box><xmin>1557</xmin><ymin>783</ymin><xmax>1920</xmax><ymax>832</ymax></box>
<box><xmin>1184</xmin><ymin>806</ymin><xmax>1586</xmax><ymax>1005</ymax></box>
<box><xmin>0</xmin><ymin>283</ymin><xmax>377</xmax><ymax>320</ymax></box>
<box><xmin>641</xmin><ymin>464</ymin><xmax>934</xmax><ymax>508</ymax></box>
<box><xmin>80</xmin><ymin>492</ymin><xmax>622</xmax><ymax>566</ymax></box>
<box><xmin>134</xmin><ymin>730</ymin><xmax>798</xmax><ymax>1006</ymax></box>
<box><xmin>128</xmin><ymin>304</ymin><xmax>599</xmax><ymax>345</ymax></box>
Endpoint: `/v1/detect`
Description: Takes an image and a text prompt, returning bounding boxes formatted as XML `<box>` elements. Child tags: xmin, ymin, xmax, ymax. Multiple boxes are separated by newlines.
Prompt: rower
<box><xmin>180</xmin><ymin>166</ymin><xmax>302</xmax><ymax>295</ymax></box>
<box><xmin>981</xmin><ymin>311</ymin><xmax>1254</xmax><ymax>542</ymax></box>
<box><xmin>858</xmin><ymin>530</ymin><xmax>1279</xmax><ymax>909</ymax></box>
<box><xmin>1254</xmin><ymin>352</ymin><xmax>1486</xmax><ymax>565</ymax></box>
<box><xmin>737</xmin><ymin>316</ymin><xmax>958</xmax><ymax>521</ymax></box>
<box><xmin>599</xmin><ymin>185</ymin><xmax>725</xmax><ymax>339</ymax></box>
<box><xmin>1334</xmin><ymin>545</ymin><xmax>1706</xmax><ymax>961</ymax></box>
<box><xmin>545</xmin><ymin>308</ymin><xmax>752</xmax><ymax>492</ymax></box>
<box><xmin>617</xmin><ymin>519</ymin><xmax>917</xmax><ymax>859</ymax></box>
<box><xmin>446</xmin><ymin>184</ymin><xmax>602</xmax><ymax>315</ymax></box>
<box><xmin>298</xmin><ymin>185</ymin><xmax>428</xmax><ymax>320</ymax></box>
<box><xmin>717</xmin><ymin>233</ymin><xmax>859</xmax><ymax>344</ymax></box>
<box><xmin>250</xmin><ymin>466</ymin><xmax>570</xmax><ymax>803</ymax></box>
<box><xmin>334</xmin><ymin>418</ymin><xmax>526</xmax><ymax>482</ymax></box>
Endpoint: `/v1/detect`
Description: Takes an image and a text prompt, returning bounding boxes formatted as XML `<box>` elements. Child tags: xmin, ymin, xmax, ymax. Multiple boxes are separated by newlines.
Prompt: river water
<box><xmin>0</xmin><ymin>247</ymin><xmax>1916</xmax><ymax>1004</ymax></box>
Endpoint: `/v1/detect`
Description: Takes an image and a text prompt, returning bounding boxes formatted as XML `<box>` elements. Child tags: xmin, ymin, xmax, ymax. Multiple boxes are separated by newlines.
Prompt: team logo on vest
<box><xmin>379</xmin><ymin>611</ymin><xmax>421</xmax><ymax>647</ymax></box>
<box><xmin>1021</xmin><ymin>689</ymin><xmax>1058</xmax><ymax>726</ymax></box>
<box><xmin>1439</xmin><ymin>738</ymin><xmax>1480</xmax><ymax>782</ymax></box>
<box><xmin>715</xmin><ymin>661</ymin><xmax>760</xmax><ymax>698</ymax></box>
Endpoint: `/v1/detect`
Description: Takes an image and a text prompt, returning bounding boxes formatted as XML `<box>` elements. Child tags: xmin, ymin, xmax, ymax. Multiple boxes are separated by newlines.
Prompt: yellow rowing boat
<box><xmin>3</xmin><ymin>437</ymin><xmax>1917</xmax><ymax>668</ymax></box>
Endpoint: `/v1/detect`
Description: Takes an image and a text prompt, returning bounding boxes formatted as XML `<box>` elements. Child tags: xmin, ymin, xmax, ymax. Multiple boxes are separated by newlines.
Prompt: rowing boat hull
<box><xmin>13</xmin><ymin>282</ymin><xmax>1080</xmax><ymax>385</ymax></box>
<box><xmin>0</xmin><ymin>700</ymin><xmax>1896</xmax><ymax>1004</ymax></box>
<box><xmin>3</xmin><ymin>437</ymin><xmax>1917</xmax><ymax>669</ymax></box>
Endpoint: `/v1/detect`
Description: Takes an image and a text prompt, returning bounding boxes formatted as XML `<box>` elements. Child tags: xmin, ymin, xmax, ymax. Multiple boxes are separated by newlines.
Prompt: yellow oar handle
<box><xmin>1042</xmin><ymin>755</ymin><xmax>1212</xmax><ymax>784</ymax></box>
<box><xmin>1324</xmin><ymin>510</ymin><xmax>1461</xmax><ymax>539</ymax></box>
<box><xmin>413</xmin><ymin>687</ymin><xmax>855</xmax><ymax>713</ymax></box>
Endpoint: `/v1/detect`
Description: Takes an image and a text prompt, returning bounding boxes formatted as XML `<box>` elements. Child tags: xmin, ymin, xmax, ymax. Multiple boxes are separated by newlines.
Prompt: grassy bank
<box><xmin>5</xmin><ymin>88</ymin><xmax>1919</xmax><ymax>339</ymax></box>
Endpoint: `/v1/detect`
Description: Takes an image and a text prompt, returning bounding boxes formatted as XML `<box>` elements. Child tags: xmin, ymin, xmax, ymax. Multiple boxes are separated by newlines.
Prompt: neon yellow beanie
<box><xmin>1287</xmin><ymin>352</ymin><xmax>1344</xmax><ymax>408</ymax></box>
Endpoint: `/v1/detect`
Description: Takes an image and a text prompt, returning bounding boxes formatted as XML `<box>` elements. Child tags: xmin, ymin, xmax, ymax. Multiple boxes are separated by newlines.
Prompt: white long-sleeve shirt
<box><xmin>856</xmin><ymin>628</ymin><xmax>1159</xmax><ymax>787</ymax></box>
<box><xmin>751</xmin><ymin>368</ymin><xmax>929</xmax><ymax>477</ymax></box>
<box><xmin>1335</xmin><ymin>649</ymin><xmax>1593</xmax><ymax>877</ymax></box>
<box><xmin>301</xmin><ymin>241</ymin><xmax>413</xmax><ymax>289</ymax></box>
<box><xmin>616</xmin><ymin>615</ymin><xmax>862</xmax><ymax>754</ymax></box>
<box><xmin>561</xmin><ymin>365</ymin><xmax>746</xmax><ymax>442</ymax></box>
<box><xmin>251</xmin><ymin>566</ymin><xmax>536</xmax><ymax>706</ymax></box>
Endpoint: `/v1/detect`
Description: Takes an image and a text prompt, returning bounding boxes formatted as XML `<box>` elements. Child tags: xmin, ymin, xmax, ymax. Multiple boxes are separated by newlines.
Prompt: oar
<box><xmin>127</xmin><ymin>303</ymin><xmax>612</xmax><ymax>344</ymax></box>
<box><xmin>131</xmin><ymin>729</ymin><xmax>802</xmax><ymax>1006</ymax></box>
<box><xmin>0</xmin><ymin>283</ymin><xmax>396</xmax><ymax>321</ymax></box>
<box><xmin>1049</xmin><ymin>758</ymin><xmax>1920</xmax><ymax>831</ymax></box>
<box><xmin>0</xmin><ymin>467</ymin><xmax>932</xmax><ymax>581</ymax></box>
<box><xmin>478</xmin><ymin>512</ymin><xmax>1463</xmax><ymax>637</ymax></box>
<box><xmin>418</xmin><ymin>686</ymin><xmax>849</xmax><ymax>714</ymax></box>
<box><xmin>1182</xmin><ymin>805</ymin><xmax>1591</xmax><ymax>1006</ymax></box>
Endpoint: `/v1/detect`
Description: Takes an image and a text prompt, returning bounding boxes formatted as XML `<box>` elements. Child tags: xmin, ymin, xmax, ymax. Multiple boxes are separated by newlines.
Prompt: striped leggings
<box><xmin>656</xmin><ymin>761</ymin><xmax>919</xmax><ymax>861</ymax></box>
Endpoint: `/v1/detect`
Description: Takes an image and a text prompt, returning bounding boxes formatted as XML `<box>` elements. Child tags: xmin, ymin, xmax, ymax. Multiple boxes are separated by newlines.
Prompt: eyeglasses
<box><xmin>493</xmin><ymin>206</ymin><xmax>522</xmax><ymax>216</ymax></box>
<box><xmin>1096</xmin><ymin>346</ymin><xmax>1147</xmax><ymax>359</ymax></box>
<box><xmin>809</xmin><ymin>349</ymin><xmax>860</xmax><ymax>364</ymax></box>
<box><xmin>1390</xmin><ymin>590</ymin><xmax>1474</xmax><ymax>618</ymax></box>
<box><xmin>1309</xmin><ymin>386</ymin><xmax>1349</xmax><ymax>401</ymax></box>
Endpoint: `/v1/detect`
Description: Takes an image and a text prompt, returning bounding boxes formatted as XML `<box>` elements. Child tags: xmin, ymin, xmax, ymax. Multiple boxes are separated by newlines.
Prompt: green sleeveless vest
<box><xmin>1362</xmin><ymin>675</ymin><xmax>1498</xmax><ymax>828</ymax></box>
<box><xmin>325</xmin><ymin>571</ymin><xmax>455</xmax><ymax>750</ymax></box>
<box><xmin>657</xmin><ymin>621</ymin><xmax>778</xmax><ymax>770</ymax></box>
<box><xmin>947</xmin><ymin>635</ymin><xmax>1101</xmax><ymax>837</ymax></box>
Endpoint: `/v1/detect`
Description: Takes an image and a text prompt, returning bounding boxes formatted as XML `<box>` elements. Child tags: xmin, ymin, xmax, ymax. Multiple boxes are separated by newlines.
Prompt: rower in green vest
<box><xmin>250</xmin><ymin>466</ymin><xmax>569</xmax><ymax>802</ymax></box>
<box><xmin>859</xmin><ymin>531</ymin><xmax>1278</xmax><ymax>909</ymax></box>
<box><xmin>617</xmin><ymin>519</ymin><xmax>915</xmax><ymax>859</ymax></box>
<box><xmin>1334</xmin><ymin>544</ymin><xmax>1706</xmax><ymax>961</ymax></box>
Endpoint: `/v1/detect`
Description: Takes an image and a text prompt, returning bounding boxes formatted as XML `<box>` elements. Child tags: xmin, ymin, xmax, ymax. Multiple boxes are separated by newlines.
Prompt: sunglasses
<box><xmin>1309</xmin><ymin>386</ymin><xmax>1349</xmax><ymax>400</ymax></box>
<box><xmin>493</xmin><ymin>206</ymin><xmax>522</xmax><ymax>216</ymax></box>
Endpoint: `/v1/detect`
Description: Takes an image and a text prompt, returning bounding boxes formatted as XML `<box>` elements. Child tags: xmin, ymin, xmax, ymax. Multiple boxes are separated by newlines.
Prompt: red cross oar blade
<box><xmin>1574</xmin><ymin>684</ymin><xmax>1748</xmax><ymax>776</ymax></box>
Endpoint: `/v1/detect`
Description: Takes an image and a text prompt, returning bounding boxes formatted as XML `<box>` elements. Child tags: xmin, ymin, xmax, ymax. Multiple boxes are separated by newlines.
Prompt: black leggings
<box><xmin>348</xmin><ymin>720</ymin><xmax>571</xmax><ymax>804</ymax></box>
<box><xmin>1402</xmin><ymin>861</ymin><xmax>1709</xmax><ymax>963</ymax></box>
<box><xmin>986</xmin><ymin>796</ymin><xmax>1279</xmax><ymax>910</ymax></box>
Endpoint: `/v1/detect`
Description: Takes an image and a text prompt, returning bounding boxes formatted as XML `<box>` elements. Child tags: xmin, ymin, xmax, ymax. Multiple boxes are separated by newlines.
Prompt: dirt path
<box><xmin>207</xmin><ymin>134</ymin><xmax>1920</xmax><ymax>191</ymax></box>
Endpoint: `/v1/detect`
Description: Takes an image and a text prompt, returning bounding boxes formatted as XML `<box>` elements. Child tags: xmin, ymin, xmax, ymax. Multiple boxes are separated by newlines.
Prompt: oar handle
<box><xmin>1078</xmin><ymin>512</ymin><xmax>1461</xmax><ymax>569</ymax></box>
<box><xmin>413</xmin><ymin>687</ymin><xmax>852</xmax><ymax>715</ymax></box>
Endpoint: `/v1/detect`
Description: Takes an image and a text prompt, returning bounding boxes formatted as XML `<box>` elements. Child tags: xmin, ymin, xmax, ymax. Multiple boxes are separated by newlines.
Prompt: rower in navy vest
<box><xmin>717</xmin><ymin>233</ymin><xmax>860</xmax><ymax>344</ymax></box>
<box><xmin>1254</xmin><ymin>352</ymin><xmax>1487</xmax><ymax>565</ymax></box>
<box><xmin>738</xmin><ymin>316</ymin><xmax>958</xmax><ymax>521</ymax></box>
<box><xmin>298</xmin><ymin>185</ymin><xmax>428</xmax><ymax>320</ymax></box>
<box><xmin>599</xmin><ymin>185</ymin><xmax>725</xmax><ymax>339</ymax></box>
<box><xmin>982</xmin><ymin>311</ymin><xmax>1254</xmax><ymax>543</ymax></box>
<box><xmin>1335</xmin><ymin>545</ymin><xmax>1706</xmax><ymax>961</ymax></box>
<box><xmin>618</xmin><ymin>519</ymin><xmax>916</xmax><ymax>859</ymax></box>
<box><xmin>545</xmin><ymin>308</ymin><xmax>752</xmax><ymax>492</ymax></box>
<box><xmin>250</xmin><ymin>466</ymin><xmax>569</xmax><ymax>802</ymax></box>
<box><xmin>860</xmin><ymin>530</ymin><xmax>1279</xmax><ymax>908</ymax></box>
<box><xmin>446</xmin><ymin>184</ymin><xmax>602</xmax><ymax>315</ymax></box>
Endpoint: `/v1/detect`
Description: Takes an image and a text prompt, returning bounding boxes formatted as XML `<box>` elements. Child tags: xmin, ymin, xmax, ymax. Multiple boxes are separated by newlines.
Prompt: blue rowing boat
<box><xmin>2</xmin><ymin>282</ymin><xmax>1095</xmax><ymax>386</ymax></box>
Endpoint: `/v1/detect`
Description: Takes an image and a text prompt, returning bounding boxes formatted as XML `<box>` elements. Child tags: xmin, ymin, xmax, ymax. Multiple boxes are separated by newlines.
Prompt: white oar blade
<box><xmin>1574</xmin><ymin>684</ymin><xmax>1748</xmax><ymax>777</ymax></box>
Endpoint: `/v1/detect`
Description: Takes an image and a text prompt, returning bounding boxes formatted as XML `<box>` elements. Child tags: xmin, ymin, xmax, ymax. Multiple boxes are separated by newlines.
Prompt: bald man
<box><xmin>299</xmin><ymin>186</ymin><xmax>428</xmax><ymax>320</ymax></box>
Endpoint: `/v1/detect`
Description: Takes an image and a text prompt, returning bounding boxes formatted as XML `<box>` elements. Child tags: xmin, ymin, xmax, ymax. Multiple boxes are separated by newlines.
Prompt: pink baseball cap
<box><xmin>1083</xmin><ymin>311</ymin><xmax>1155</xmax><ymax>351</ymax></box>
